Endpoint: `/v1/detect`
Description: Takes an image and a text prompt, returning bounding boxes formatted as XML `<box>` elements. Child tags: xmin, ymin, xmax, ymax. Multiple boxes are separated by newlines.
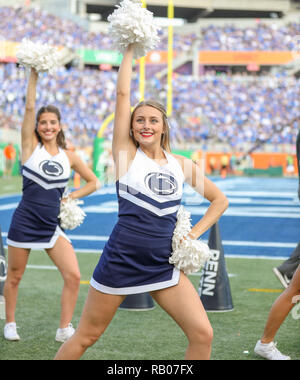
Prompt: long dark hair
<box><xmin>130</xmin><ymin>100</ymin><xmax>171</xmax><ymax>152</ymax></box>
<box><xmin>35</xmin><ymin>105</ymin><xmax>67</xmax><ymax>149</ymax></box>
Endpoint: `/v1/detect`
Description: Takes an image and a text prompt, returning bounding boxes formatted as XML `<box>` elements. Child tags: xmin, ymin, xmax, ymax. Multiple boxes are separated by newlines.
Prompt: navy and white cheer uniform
<box><xmin>7</xmin><ymin>144</ymin><xmax>71</xmax><ymax>249</ymax></box>
<box><xmin>91</xmin><ymin>147</ymin><xmax>185</xmax><ymax>295</ymax></box>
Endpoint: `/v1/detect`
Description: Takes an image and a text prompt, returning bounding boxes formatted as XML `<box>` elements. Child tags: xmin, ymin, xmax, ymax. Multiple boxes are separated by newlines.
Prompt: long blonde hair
<box><xmin>130</xmin><ymin>100</ymin><xmax>171</xmax><ymax>152</ymax></box>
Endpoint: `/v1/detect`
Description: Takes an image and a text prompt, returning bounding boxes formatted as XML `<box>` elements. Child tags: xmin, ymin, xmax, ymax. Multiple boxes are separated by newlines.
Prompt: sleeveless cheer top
<box><xmin>7</xmin><ymin>144</ymin><xmax>71</xmax><ymax>249</ymax></box>
<box><xmin>91</xmin><ymin>147</ymin><xmax>185</xmax><ymax>295</ymax></box>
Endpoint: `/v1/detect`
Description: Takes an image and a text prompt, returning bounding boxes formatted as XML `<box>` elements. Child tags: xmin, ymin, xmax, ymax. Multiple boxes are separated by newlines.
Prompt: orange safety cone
<box><xmin>198</xmin><ymin>222</ymin><xmax>234</xmax><ymax>312</ymax></box>
<box><xmin>74</xmin><ymin>173</ymin><xmax>81</xmax><ymax>189</ymax></box>
<box><xmin>119</xmin><ymin>293</ymin><xmax>155</xmax><ymax>311</ymax></box>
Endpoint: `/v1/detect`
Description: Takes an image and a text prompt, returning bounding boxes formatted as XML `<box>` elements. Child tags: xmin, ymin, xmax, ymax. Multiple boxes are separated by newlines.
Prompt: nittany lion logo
<box><xmin>39</xmin><ymin>160</ymin><xmax>64</xmax><ymax>177</ymax></box>
<box><xmin>145</xmin><ymin>172</ymin><xmax>178</xmax><ymax>196</ymax></box>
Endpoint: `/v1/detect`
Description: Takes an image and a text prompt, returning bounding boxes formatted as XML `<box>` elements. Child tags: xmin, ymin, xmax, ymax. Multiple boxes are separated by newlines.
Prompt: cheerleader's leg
<box><xmin>151</xmin><ymin>271</ymin><xmax>213</xmax><ymax>360</ymax></box>
<box><xmin>54</xmin><ymin>286</ymin><xmax>125</xmax><ymax>360</ymax></box>
<box><xmin>4</xmin><ymin>246</ymin><xmax>30</xmax><ymax>323</ymax></box>
<box><xmin>46</xmin><ymin>236</ymin><xmax>81</xmax><ymax>329</ymax></box>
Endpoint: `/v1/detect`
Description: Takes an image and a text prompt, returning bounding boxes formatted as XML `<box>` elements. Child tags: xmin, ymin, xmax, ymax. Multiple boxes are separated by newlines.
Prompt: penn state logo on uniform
<box><xmin>39</xmin><ymin>160</ymin><xmax>64</xmax><ymax>177</ymax></box>
<box><xmin>145</xmin><ymin>172</ymin><xmax>178</xmax><ymax>196</ymax></box>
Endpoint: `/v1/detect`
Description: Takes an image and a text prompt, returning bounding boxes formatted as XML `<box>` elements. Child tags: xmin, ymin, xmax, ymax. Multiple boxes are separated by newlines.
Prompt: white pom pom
<box><xmin>107</xmin><ymin>0</ymin><xmax>160</xmax><ymax>59</ymax></box>
<box><xmin>59</xmin><ymin>192</ymin><xmax>86</xmax><ymax>230</ymax></box>
<box><xmin>16</xmin><ymin>38</ymin><xmax>60</xmax><ymax>74</ymax></box>
<box><xmin>169</xmin><ymin>206</ymin><xmax>212</xmax><ymax>274</ymax></box>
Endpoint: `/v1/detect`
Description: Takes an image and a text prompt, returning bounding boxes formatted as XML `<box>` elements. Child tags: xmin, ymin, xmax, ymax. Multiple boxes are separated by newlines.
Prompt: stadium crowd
<box><xmin>2</xmin><ymin>6</ymin><xmax>300</xmax><ymax>52</ymax></box>
<box><xmin>199</xmin><ymin>22</ymin><xmax>300</xmax><ymax>51</ymax></box>
<box><xmin>152</xmin><ymin>71</ymin><xmax>300</xmax><ymax>148</ymax></box>
<box><xmin>0</xmin><ymin>5</ymin><xmax>299</xmax><ymax>151</ymax></box>
<box><xmin>1</xmin><ymin>63</ymin><xmax>299</xmax><ymax>150</ymax></box>
<box><xmin>0</xmin><ymin>63</ymin><xmax>136</xmax><ymax>148</ymax></box>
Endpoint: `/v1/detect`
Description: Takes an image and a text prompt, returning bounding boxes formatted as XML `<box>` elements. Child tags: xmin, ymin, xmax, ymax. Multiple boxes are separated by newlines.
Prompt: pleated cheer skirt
<box><xmin>7</xmin><ymin>199</ymin><xmax>70</xmax><ymax>249</ymax></box>
<box><xmin>91</xmin><ymin>223</ymin><xmax>180</xmax><ymax>295</ymax></box>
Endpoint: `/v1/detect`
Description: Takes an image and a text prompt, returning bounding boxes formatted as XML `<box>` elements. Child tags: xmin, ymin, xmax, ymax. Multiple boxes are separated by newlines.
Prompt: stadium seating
<box><xmin>0</xmin><ymin>5</ymin><xmax>299</xmax><ymax>151</ymax></box>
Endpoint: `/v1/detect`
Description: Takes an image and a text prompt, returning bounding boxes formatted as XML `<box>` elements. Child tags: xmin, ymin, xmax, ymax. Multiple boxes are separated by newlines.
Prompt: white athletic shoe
<box><xmin>4</xmin><ymin>322</ymin><xmax>20</xmax><ymax>341</ymax></box>
<box><xmin>55</xmin><ymin>323</ymin><xmax>75</xmax><ymax>343</ymax></box>
<box><xmin>254</xmin><ymin>340</ymin><xmax>291</xmax><ymax>360</ymax></box>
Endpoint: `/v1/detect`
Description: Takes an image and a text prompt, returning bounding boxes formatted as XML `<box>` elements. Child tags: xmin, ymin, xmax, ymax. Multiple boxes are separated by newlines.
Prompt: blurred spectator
<box><xmin>3</xmin><ymin>142</ymin><xmax>16</xmax><ymax>178</ymax></box>
<box><xmin>209</xmin><ymin>156</ymin><xmax>217</xmax><ymax>175</ymax></box>
<box><xmin>0</xmin><ymin>6</ymin><xmax>111</xmax><ymax>50</ymax></box>
<box><xmin>1</xmin><ymin>6</ymin><xmax>300</xmax><ymax>52</ymax></box>
<box><xmin>220</xmin><ymin>153</ymin><xmax>229</xmax><ymax>177</ymax></box>
<box><xmin>286</xmin><ymin>154</ymin><xmax>295</xmax><ymax>176</ymax></box>
<box><xmin>199</xmin><ymin>22</ymin><xmax>300</xmax><ymax>51</ymax></box>
<box><xmin>0</xmin><ymin>5</ymin><xmax>299</xmax><ymax>152</ymax></box>
<box><xmin>1</xmin><ymin>62</ymin><xmax>299</xmax><ymax>151</ymax></box>
<box><xmin>229</xmin><ymin>154</ymin><xmax>238</xmax><ymax>175</ymax></box>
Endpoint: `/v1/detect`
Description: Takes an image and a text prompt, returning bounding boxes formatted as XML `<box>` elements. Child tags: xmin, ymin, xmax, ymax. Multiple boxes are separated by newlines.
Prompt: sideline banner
<box><xmin>0</xmin><ymin>40</ymin><xmax>18</xmax><ymax>63</ymax></box>
<box><xmin>77</xmin><ymin>48</ymin><xmax>123</xmax><ymax>66</ymax></box>
<box><xmin>198</xmin><ymin>51</ymin><xmax>294</xmax><ymax>65</ymax></box>
<box><xmin>0</xmin><ymin>39</ymin><xmax>297</xmax><ymax>66</ymax></box>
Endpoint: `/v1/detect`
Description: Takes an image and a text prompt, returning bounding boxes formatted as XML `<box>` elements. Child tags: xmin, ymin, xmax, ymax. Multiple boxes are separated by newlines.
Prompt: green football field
<box><xmin>0</xmin><ymin>177</ymin><xmax>299</xmax><ymax>360</ymax></box>
<box><xmin>0</xmin><ymin>250</ymin><xmax>298</xmax><ymax>360</ymax></box>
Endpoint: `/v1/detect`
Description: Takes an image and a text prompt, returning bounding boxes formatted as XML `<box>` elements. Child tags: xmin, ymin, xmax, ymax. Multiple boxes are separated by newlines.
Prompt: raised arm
<box><xmin>112</xmin><ymin>44</ymin><xmax>136</xmax><ymax>161</ymax></box>
<box><xmin>21</xmin><ymin>68</ymin><xmax>39</xmax><ymax>163</ymax></box>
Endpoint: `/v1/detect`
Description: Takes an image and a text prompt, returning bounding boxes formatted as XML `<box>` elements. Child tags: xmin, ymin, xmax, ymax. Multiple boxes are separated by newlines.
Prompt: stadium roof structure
<box><xmin>81</xmin><ymin>0</ymin><xmax>291</xmax><ymax>22</ymax></box>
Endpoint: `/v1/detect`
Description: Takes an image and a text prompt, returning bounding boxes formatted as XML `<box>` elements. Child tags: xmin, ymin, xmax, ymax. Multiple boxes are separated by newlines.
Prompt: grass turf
<box><xmin>0</xmin><ymin>251</ymin><xmax>299</xmax><ymax>360</ymax></box>
<box><xmin>0</xmin><ymin>177</ymin><xmax>299</xmax><ymax>360</ymax></box>
<box><xmin>0</xmin><ymin>176</ymin><xmax>22</xmax><ymax>196</ymax></box>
